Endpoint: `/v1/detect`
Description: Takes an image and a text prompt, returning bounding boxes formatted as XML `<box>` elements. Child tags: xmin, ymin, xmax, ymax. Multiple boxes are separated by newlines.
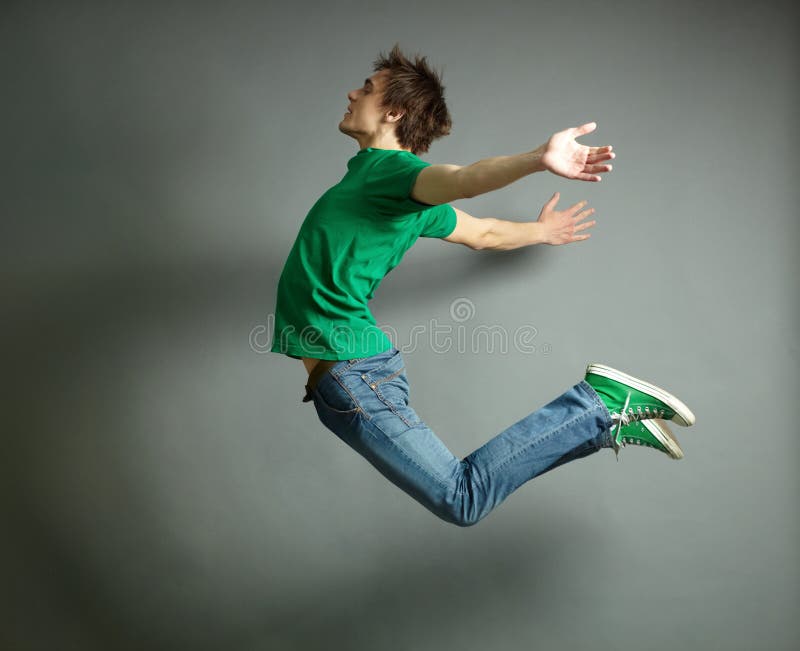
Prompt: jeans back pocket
<box><xmin>360</xmin><ymin>350</ymin><xmax>421</xmax><ymax>434</ymax></box>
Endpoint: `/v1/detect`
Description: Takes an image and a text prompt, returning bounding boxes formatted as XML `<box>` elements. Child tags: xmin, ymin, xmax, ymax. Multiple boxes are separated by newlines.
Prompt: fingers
<box><xmin>545</xmin><ymin>191</ymin><xmax>560</xmax><ymax>208</ymax></box>
<box><xmin>574</xmin><ymin>121</ymin><xmax>597</xmax><ymax>137</ymax></box>
<box><xmin>548</xmin><ymin>208</ymin><xmax>597</xmax><ymax>245</ymax></box>
<box><xmin>586</xmin><ymin>151</ymin><xmax>615</xmax><ymax>163</ymax></box>
<box><xmin>548</xmin><ymin>198</ymin><xmax>598</xmax><ymax>244</ymax></box>
<box><xmin>569</xmin><ymin>218</ymin><xmax>595</xmax><ymax>244</ymax></box>
<box><xmin>583</xmin><ymin>163</ymin><xmax>613</xmax><ymax>174</ymax></box>
<box><xmin>566</xmin><ymin>202</ymin><xmax>595</xmax><ymax>221</ymax></box>
<box><xmin>568</xmin><ymin>199</ymin><xmax>589</xmax><ymax>214</ymax></box>
<box><xmin>562</xmin><ymin>229</ymin><xmax>592</xmax><ymax>244</ymax></box>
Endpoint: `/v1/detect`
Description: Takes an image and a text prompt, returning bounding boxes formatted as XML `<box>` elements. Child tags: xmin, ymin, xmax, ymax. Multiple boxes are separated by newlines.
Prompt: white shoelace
<box><xmin>610</xmin><ymin>392</ymin><xmax>665</xmax><ymax>459</ymax></box>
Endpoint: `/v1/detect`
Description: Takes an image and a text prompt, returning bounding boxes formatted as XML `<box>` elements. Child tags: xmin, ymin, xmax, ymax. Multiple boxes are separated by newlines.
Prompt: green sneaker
<box><xmin>585</xmin><ymin>363</ymin><xmax>696</xmax><ymax>456</ymax></box>
<box><xmin>617</xmin><ymin>418</ymin><xmax>684</xmax><ymax>459</ymax></box>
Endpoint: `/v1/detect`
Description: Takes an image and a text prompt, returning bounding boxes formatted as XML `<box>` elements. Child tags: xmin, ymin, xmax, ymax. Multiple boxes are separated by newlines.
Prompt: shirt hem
<box><xmin>270</xmin><ymin>343</ymin><xmax>393</xmax><ymax>361</ymax></box>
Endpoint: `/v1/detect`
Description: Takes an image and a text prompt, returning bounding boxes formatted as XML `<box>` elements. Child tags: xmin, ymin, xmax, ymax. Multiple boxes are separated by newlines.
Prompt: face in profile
<box><xmin>338</xmin><ymin>69</ymin><xmax>394</xmax><ymax>142</ymax></box>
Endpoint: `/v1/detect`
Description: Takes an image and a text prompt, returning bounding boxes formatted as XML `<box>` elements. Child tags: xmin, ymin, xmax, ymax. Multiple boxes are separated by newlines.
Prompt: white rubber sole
<box><xmin>643</xmin><ymin>419</ymin><xmax>684</xmax><ymax>459</ymax></box>
<box><xmin>586</xmin><ymin>363</ymin><xmax>696</xmax><ymax>427</ymax></box>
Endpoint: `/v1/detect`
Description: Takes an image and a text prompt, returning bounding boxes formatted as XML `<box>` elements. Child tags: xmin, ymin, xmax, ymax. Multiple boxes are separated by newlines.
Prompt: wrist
<box><xmin>527</xmin><ymin>221</ymin><xmax>548</xmax><ymax>246</ymax></box>
<box><xmin>527</xmin><ymin>145</ymin><xmax>546</xmax><ymax>174</ymax></box>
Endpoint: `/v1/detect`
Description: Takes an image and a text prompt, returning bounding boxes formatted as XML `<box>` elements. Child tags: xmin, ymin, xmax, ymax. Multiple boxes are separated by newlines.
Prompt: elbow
<box><xmin>471</xmin><ymin>219</ymin><xmax>496</xmax><ymax>251</ymax></box>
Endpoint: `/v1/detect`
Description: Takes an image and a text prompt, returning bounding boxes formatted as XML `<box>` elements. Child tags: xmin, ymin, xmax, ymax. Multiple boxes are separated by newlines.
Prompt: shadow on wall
<box><xmin>4</xmin><ymin>471</ymin><xmax>597</xmax><ymax>651</ymax></box>
<box><xmin>2</xmin><ymin>245</ymin><xmax>554</xmax><ymax>651</ymax></box>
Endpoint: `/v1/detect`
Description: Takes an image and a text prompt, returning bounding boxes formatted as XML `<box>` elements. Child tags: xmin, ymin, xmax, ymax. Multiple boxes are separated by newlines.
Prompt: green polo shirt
<box><xmin>270</xmin><ymin>147</ymin><xmax>457</xmax><ymax>360</ymax></box>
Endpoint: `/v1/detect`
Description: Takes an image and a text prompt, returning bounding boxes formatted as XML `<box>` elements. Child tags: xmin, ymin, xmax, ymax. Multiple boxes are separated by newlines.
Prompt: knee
<box><xmin>437</xmin><ymin>503</ymin><xmax>485</xmax><ymax>528</ymax></box>
<box><xmin>451</xmin><ymin>515</ymin><xmax>481</xmax><ymax>528</ymax></box>
<box><xmin>431</xmin><ymin>475</ymin><xmax>489</xmax><ymax>527</ymax></box>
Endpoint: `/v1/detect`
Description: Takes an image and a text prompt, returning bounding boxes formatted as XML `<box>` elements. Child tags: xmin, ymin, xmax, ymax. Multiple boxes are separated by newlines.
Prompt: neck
<box><xmin>355</xmin><ymin>132</ymin><xmax>409</xmax><ymax>152</ymax></box>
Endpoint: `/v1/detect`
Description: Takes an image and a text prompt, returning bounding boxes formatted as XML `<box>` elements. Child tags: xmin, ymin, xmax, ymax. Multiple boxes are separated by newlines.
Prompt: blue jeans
<box><xmin>307</xmin><ymin>347</ymin><xmax>615</xmax><ymax>527</ymax></box>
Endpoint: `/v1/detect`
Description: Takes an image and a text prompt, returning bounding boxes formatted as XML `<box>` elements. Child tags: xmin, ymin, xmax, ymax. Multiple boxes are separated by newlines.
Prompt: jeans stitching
<box><xmin>331</xmin><ymin>372</ymin><xmax>369</xmax><ymax>420</ymax></box>
<box><xmin>372</xmin><ymin>367</ymin><xmax>405</xmax><ymax>385</ymax></box>
<box><xmin>366</xmin><ymin>369</ymin><xmax>419</xmax><ymax>429</ymax></box>
<box><xmin>331</xmin><ymin>357</ymin><xmax>364</xmax><ymax>378</ymax></box>
<box><xmin>486</xmin><ymin>405</ymin><xmax>603</xmax><ymax>477</ymax></box>
<box><xmin>362</xmin><ymin>418</ymin><xmax>452</xmax><ymax>492</ymax></box>
<box><xmin>359</xmin><ymin>348</ymin><xmax>401</xmax><ymax>379</ymax></box>
<box><xmin>374</xmin><ymin>394</ymin><xmax>416</xmax><ymax>428</ymax></box>
<box><xmin>330</xmin><ymin>351</ymin><xmax>404</xmax><ymax>423</ymax></box>
<box><xmin>312</xmin><ymin>384</ymin><xmax>361</xmax><ymax>415</ymax></box>
<box><xmin>577</xmin><ymin>380</ymin><xmax>614</xmax><ymax>446</ymax></box>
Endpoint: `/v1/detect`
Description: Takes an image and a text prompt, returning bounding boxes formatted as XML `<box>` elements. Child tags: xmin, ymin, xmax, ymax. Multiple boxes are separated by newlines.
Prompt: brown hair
<box><xmin>372</xmin><ymin>44</ymin><xmax>452</xmax><ymax>155</ymax></box>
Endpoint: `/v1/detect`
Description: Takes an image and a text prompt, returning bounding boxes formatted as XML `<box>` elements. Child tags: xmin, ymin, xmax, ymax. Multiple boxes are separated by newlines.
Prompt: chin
<box><xmin>338</xmin><ymin>123</ymin><xmax>356</xmax><ymax>138</ymax></box>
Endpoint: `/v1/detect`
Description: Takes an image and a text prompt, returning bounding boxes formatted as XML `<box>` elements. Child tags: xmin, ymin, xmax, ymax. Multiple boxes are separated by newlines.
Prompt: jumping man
<box><xmin>270</xmin><ymin>45</ymin><xmax>695</xmax><ymax>527</ymax></box>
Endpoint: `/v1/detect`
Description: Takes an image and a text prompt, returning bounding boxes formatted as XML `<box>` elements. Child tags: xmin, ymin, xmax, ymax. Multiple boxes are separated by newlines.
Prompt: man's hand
<box><xmin>536</xmin><ymin>192</ymin><xmax>596</xmax><ymax>245</ymax></box>
<box><xmin>540</xmin><ymin>122</ymin><xmax>614</xmax><ymax>182</ymax></box>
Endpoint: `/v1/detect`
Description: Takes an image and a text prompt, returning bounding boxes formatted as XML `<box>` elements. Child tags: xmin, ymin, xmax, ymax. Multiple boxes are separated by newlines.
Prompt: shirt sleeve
<box><xmin>419</xmin><ymin>203</ymin><xmax>457</xmax><ymax>238</ymax></box>
<box><xmin>364</xmin><ymin>151</ymin><xmax>433</xmax><ymax>218</ymax></box>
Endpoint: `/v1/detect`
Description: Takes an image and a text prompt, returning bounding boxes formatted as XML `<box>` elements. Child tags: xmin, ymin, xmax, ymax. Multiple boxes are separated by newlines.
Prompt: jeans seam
<box><xmin>332</xmin><ymin>358</ymin><xmax>364</xmax><ymax>377</ymax></box>
<box><xmin>577</xmin><ymin>380</ymin><xmax>614</xmax><ymax>447</ymax></box>
<box><xmin>360</xmin><ymin>348</ymin><xmax>401</xmax><ymax>379</ymax></box>
<box><xmin>372</xmin><ymin>367</ymin><xmax>405</xmax><ymax>385</ymax></box>
<box><xmin>363</xmin><ymin>418</ymin><xmax>452</xmax><ymax>492</ymax></box>
<box><xmin>331</xmin><ymin>372</ymin><xmax>369</xmax><ymax>419</ymax></box>
<box><xmin>486</xmin><ymin>404</ymin><xmax>604</xmax><ymax>478</ymax></box>
<box><xmin>312</xmin><ymin>385</ymin><xmax>361</xmax><ymax>415</ymax></box>
<box><xmin>361</xmin><ymin>356</ymin><xmax>416</xmax><ymax>428</ymax></box>
<box><xmin>370</xmin><ymin>383</ymin><xmax>418</xmax><ymax>428</ymax></box>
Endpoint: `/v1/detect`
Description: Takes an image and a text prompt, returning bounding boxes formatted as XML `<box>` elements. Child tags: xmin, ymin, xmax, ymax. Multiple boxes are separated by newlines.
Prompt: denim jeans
<box><xmin>307</xmin><ymin>347</ymin><xmax>615</xmax><ymax>527</ymax></box>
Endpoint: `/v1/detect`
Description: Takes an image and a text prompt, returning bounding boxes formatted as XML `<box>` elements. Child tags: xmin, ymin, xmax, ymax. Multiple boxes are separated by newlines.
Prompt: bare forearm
<box><xmin>478</xmin><ymin>218</ymin><xmax>546</xmax><ymax>251</ymax></box>
<box><xmin>450</xmin><ymin>195</ymin><xmax>594</xmax><ymax>251</ymax></box>
<box><xmin>456</xmin><ymin>145</ymin><xmax>546</xmax><ymax>199</ymax></box>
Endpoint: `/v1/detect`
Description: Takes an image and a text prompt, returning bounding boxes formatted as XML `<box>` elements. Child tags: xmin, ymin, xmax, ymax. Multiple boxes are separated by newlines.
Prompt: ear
<box><xmin>384</xmin><ymin>108</ymin><xmax>405</xmax><ymax>124</ymax></box>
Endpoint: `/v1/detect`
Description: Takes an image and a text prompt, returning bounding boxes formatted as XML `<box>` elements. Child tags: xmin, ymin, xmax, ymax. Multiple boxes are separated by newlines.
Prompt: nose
<box><xmin>347</xmin><ymin>89</ymin><xmax>357</xmax><ymax>102</ymax></box>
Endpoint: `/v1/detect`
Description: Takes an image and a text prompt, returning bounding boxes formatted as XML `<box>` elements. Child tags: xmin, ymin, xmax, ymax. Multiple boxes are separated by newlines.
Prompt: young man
<box><xmin>271</xmin><ymin>45</ymin><xmax>695</xmax><ymax>527</ymax></box>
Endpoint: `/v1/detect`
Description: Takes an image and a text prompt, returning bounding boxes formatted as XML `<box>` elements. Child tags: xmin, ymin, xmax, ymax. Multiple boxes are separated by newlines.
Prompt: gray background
<box><xmin>3</xmin><ymin>0</ymin><xmax>798</xmax><ymax>649</ymax></box>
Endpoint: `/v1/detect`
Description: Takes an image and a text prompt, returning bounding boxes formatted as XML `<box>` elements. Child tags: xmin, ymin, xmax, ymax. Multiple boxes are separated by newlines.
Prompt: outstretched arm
<box><xmin>411</xmin><ymin>122</ymin><xmax>614</xmax><ymax>205</ymax></box>
<box><xmin>443</xmin><ymin>193</ymin><xmax>596</xmax><ymax>251</ymax></box>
